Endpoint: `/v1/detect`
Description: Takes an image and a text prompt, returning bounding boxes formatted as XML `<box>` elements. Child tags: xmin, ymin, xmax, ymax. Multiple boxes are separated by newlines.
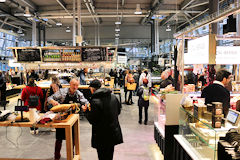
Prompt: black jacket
<box><xmin>137</xmin><ymin>85</ymin><xmax>150</xmax><ymax>107</ymax></box>
<box><xmin>201</xmin><ymin>83</ymin><xmax>230</xmax><ymax>117</ymax></box>
<box><xmin>85</xmin><ymin>88</ymin><xmax>123</xmax><ymax>148</ymax></box>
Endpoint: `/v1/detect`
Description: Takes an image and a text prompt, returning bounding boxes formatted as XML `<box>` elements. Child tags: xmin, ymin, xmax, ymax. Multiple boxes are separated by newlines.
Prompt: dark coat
<box><xmin>159</xmin><ymin>78</ymin><xmax>173</xmax><ymax>88</ymax></box>
<box><xmin>137</xmin><ymin>85</ymin><xmax>150</xmax><ymax>107</ymax></box>
<box><xmin>85</xmin><ymin>88</ymin><xmax>123</xmax><ymax>148</ymax></box>
<box><xmin>201</xmin><ymin>83</ymin><xmax>230</xmax><ymax>117</ymax></box>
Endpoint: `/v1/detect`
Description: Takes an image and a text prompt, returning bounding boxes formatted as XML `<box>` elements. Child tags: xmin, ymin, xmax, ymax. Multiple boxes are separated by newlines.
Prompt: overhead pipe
<box><xmin>6</xmin><ymin>0</ymin><xmax>51</xmax><ymax>27</ymax></box>
<box><xmin>89</xmin><ymin>0</ymin><xmax>100</xmax><ymax>24</ymax></box>
<box><xmin>83</xmin><ymin>0</ymin><xmax>97</xmax><ymax>24</ymax></box>
<box><xmin>56</xmin><ymin>0</ymin><xmax>72</xmax><ymax>16</ymax></box>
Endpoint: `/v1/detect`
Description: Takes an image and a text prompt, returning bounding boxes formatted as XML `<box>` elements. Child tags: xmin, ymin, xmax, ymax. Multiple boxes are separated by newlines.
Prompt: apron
<box><xmin>56</xmin><ymin>91</ymin><xmax>78</xmax><ymax>140</ymax></box>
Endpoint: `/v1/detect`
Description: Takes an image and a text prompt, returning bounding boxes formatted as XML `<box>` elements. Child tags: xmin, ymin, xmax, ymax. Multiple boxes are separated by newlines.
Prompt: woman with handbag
<box><xmin>21</xmin><ymin>78</ymin><xmax>44</xmax><ymax>134</ymax></box>
<box><xmin>125</xmin><ymin>70</ymin><xmax>135</xmax><ymax>105</ymax></box>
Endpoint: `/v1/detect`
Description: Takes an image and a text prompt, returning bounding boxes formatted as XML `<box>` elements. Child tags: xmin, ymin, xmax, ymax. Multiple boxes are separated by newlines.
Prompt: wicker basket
<box><xmin>127</xmin><ymin>83</ymin><xmax>136</xmax><ymax>90</ymax></box>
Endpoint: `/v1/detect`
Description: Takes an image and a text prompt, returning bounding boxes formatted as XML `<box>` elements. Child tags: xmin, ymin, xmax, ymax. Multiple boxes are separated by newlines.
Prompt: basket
<box><xmin>127</xmin><ymin>83</ymin><xmax>136</xmax><ymax>90</ymax></box>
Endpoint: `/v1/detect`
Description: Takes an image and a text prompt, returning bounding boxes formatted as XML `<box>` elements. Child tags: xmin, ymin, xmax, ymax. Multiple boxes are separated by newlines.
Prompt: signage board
<box><xmin>117</xmin><ymin>55</ymin><xmax>127</xmax><ymax>64</ymax></box>
<box><xmin>185</xmin><ymin>35</ymin><xmax>209</xmax><ymax>64</ymax></box>
<box><xmin>216</xmin><ymin>46</ymin><xmax>240</xmax><ymax>64</ymax></box>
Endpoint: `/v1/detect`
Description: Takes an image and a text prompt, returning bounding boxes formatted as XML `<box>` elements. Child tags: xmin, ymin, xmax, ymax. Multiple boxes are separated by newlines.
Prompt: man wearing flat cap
<box><xmin>82</xmin><ymin>79</ymin><xmax>123</xmax><ymax>160</ymax></box>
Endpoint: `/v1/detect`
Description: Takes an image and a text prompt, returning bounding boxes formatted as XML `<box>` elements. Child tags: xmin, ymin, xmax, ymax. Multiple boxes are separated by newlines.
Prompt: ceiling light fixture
<box><xmin>166</xmin><ymin>25</ymin><xmax>171</xmax><ymax>32</ymax></box>
<box><xmin>56</xmin><ymin>22</ymin><xmax>62</xmax><ymax>26</ymax></box>
<box><xmin>115</xmin><ymin>33</ymin><xmax>120</xmax><ymax>36</ymax></box>
<box><xmin>115</xmin><ymin>21</ymin><xmax>121</xmax><ymax>25</ymax></box>
<box><xmin>17</xmin><ymin>28</ymin><xmax>23</xmax><ymax>34</ymax></box>
<box><xmin>0</xmin><ymin>0</ymin><xmax>6</xmax><ymax>2</ymax></box>
<box><xmin>115</xmin><ymin>37</ymin><xmax>119</xmax><ymax>40</ymax></box>
<box><xmin>134</xmin><ymin>4</ymin><xmax>142</xmax><ymax>15</ymax></box>
<box><xmin>66</xmin><ymin>27</ymin><xmax>71</xmax><ymax>33</ymax></box>
<box><xmin>115</xmin><ymin>28</ymin><xmax>120</xmax><ymax>32</ymax></box>
<box><xmin>24</xmin><ymin>6</ymin><xmax>31</xmax><ymax>17</ymax></box>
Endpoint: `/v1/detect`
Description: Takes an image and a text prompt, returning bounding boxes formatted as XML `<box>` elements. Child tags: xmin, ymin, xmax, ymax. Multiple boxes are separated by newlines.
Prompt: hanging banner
<box><xmin>216</xmin><ymin>46</ymin><xmax>240</xmax><ymax>64</ymax></box>
<box><xmin>185</xmin><ymin>35</ymin><xmax>209</xmax><ymax>64</ymax></box>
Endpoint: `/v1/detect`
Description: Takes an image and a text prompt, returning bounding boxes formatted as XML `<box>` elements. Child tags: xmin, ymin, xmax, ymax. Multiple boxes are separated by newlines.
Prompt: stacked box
<box><xmin>212</xmin><ymin>102</ymin><xmax>223</xmax><ymax>128</ymax></box>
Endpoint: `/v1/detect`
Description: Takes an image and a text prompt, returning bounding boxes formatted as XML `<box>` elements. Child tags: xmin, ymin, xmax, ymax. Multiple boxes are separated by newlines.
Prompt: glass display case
<box><xmin>178</xmin><ymin>107</ymin><xmax>236</xmax><ymax>160</ymax></box>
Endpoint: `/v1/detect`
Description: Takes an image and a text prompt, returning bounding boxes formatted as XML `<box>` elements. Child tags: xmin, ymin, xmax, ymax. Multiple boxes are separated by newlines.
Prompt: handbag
<box><xmin>127</xmin><ymin>83</ymin><xmax>136</xmax><ymax>91</ymax></box>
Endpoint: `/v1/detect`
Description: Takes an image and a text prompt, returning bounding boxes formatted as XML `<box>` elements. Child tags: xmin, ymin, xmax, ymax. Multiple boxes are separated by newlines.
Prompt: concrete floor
<box><xmin>0</xmin><ymin>90</ymin><xmax>163</xmax><ymax>160</ymax></box>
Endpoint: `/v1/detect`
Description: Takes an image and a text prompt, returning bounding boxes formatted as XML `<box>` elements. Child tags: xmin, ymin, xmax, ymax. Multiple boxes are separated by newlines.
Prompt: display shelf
<box><xmin>153</xmin><ymin>93</ymin><xmax>183</xmax><ymax>160</ymax></box>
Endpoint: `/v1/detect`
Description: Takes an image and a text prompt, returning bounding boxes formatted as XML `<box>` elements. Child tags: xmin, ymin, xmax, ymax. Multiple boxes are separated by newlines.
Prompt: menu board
<box><xmin>17</xmin><ymin>49</ymin><xmax>41</xmax><ymax>62</ymax></box>
<box><xmin>82</xmin><ymin>47</ymin><xmax>107</xmax><ymax>61</ymax></box>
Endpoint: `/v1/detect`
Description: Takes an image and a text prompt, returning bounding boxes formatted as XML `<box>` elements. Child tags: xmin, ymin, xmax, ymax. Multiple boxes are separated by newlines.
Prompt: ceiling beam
<box><xmin>16</xmin><ymin>0</ymin><xmax>37</xmax><ymax>11</ymax></box>
<box><xmin>177</xmin><ymin>8</ymin><xmax>208</xmax><ymax>29</ymax></box>
<box><xmin>183</xmin><ymin>13</ymin><xmax>192</xmax><ymax>25</ymax></box>
<box><xmin>0</xmin><ymin>17</ymin><xmax>8</xmax><ymax>28</ymax></box>
<box><xmin>160</xmin><ymin>14</ymin><xmax>175</xmax><ymax>26</ymax></box>
<box><xmin>186</xmin><ymin>1</ymin><xmax>209</xmax><ymax>9</ymax></box>
<box><xmin>181</xmin><ymin>0</ymin><xmax>195</xmax><ymax>10</ymax></box>
<box><xmin>121</xmin><ymin>0</ymin><xmax>125</xmax><ymax>6</ymax></box>
<box><xmin>41</xmin><ymin>14</ymin><xmax>146</xmax><ymax>19</ymax></box>
<box><xmin>151</xmin><ymin>0</ymin><xmax>159</xmax><ymax>8</ymax></box>
<box><xmin>0</xmin><ymin>7</ymin><xmax>32</xmax><ymax>27</ymax></box>
<box><xmin>56</xmin><ymin>0</ymin><xmax>72</xmax><ymax>16</ymax></box>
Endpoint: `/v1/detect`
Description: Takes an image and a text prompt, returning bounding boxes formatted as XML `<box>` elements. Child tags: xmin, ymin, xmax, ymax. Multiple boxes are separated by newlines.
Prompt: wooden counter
<box><xmin>13</xmin><ymin>84</ymin><xmax>90</xmax><ymax>90</ymax></box>
<box><xmin>0</xmin><ymin>114</ymin><xmax>80</xmax><ymax>160</ymax></box>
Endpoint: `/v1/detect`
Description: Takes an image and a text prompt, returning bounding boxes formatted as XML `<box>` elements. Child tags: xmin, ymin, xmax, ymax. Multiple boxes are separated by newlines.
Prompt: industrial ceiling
<box><xmin>0</xmin><ymin>0</ymin><xmax>211</xmax><ymax>33</ymax></box>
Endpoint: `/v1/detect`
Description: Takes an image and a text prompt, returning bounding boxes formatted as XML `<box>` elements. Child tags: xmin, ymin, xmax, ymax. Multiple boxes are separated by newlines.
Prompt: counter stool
<box><xmin>113</xmin><ymin>90</ymin><xmax>122</xmax><ymax>104</ymax></box>
<box><xmin>17</xmin><ymin>98</ymin><xmax>24</xmax><ymax>106</ymax></box>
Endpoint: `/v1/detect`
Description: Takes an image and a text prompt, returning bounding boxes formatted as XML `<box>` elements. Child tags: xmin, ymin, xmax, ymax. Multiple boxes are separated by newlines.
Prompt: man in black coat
<box><xmin>83</xmin><ymin>79</ymin><xmax>123</xmax><ymax>160</ymax></box>
<box><xmin>201</xmin><ymin>69</ymin><xmax>232</xmax><ymax>117</ymax></box>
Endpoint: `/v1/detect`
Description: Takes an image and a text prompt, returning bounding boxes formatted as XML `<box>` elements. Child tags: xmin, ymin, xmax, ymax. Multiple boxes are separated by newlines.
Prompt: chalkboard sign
<box><xmin>82</xmin><ymin>47</ymin><xmax>107</xmax><ymax>61</ymax></box>
<box><xmin>17</xmin><ymin>49</ymin><xmax>41</xmax><ymax>62</ymax></box>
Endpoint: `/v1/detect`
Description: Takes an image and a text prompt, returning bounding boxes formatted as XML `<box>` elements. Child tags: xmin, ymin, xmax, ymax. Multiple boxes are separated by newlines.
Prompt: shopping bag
<box><xmin>127</xmin><ymin>83</ymin><xmax>136</xmax><ymax>90</ymax></box>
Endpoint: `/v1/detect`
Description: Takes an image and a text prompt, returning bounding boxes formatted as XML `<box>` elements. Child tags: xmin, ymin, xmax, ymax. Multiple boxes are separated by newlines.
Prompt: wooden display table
<box><xmin>0</xmin><ymin>114</ymin><xmax>80</xmax><ymax>160</ymax></box>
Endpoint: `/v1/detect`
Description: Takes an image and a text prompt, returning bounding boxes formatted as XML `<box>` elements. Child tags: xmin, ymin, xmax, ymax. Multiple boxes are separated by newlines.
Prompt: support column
<box><xmin>236</xmin><ymin>0</ymin><xmax>240</xmax><ymax>80</ymax></box>
<box><xmin>73</xmin><ymin>0</ymin><xmax>76</xmax><ymax>46</ymax></box>
<box><xmin>32</xmin><ymin>21</ymin><xmax>37</xmax><ymax>46</ymax></box>
<box><xmin>97</xmin><ymin>24</ymin><xmax>100</xmax><ymax>46</ymax></box>
<box><xmin>38</xmin><ymin>23</ymin><xmax>41</xmax><ymax>46</ymax></box>
<box><xmin>150</xmin><ymin>20</ymin><xmax>155</xmax><ymax>53</ymax></box>
<box><xmin>43</xmin><ymin>25</ymin><xmax>46</xmax><ymax>46</ymax></box>
<box><xmin>77</xmin><ymin>0</ymin><xmax>82</xmax><ymax>46</ymax></box>
<box><xmin>209</xmin><ymin>0</ymin><xmax>219</xmax><ymax>34</ymax></box>
<box><xmin>155</xmin><ymin>19</ymin><xmax>159</xmax><ymax>55</ymax></box>
<box><xmin>95</xmin><ymin>25</ymin><xmax>97</xmax><ymax>45</ymax></box>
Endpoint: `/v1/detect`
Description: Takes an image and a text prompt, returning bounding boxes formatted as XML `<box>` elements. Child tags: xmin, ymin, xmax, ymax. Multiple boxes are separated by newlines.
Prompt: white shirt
<box><xmin>213</xmin><ymin>80</ymin><xmax>224</xmax><ymax>87</ymax></box>
<box><xmin>139</xmin><ymin>72</ymin><xmax>152</xmax><ymax>88</ymax></box>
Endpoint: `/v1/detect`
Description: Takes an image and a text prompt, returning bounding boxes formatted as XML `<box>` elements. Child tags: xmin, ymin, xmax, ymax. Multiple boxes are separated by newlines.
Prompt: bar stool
<box><xmin>17</xmin><ymin>98</ymin><xmax>24</xmax><ymax>106</ymax></box>
<box><xmin>113</xmin><ymin>90</ymin><xmax>122</xmax><ymax>104</ymax></box>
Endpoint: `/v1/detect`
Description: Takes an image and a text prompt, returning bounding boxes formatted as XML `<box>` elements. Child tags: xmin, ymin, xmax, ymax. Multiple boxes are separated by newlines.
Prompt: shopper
<box><xmin>82</xmin><ymin>79</ymin><xmax>123</xmax><ymax>160</ymax></box>
<box><xmin>0</xmin><ymin>72</ymin><xmax>6</xmax><ymax>101</ymax></box>
<box><xmin>21</xmin><ymin>78</ymin><xmax>44</xmax><ymax>134</ymax></box>
<box><xmin>49</xmin><ymin>76</ymin><xmax>62</xmax><ymax>96</ymax></box>
<box><xmin>139</xmin><ymin>69</ymin><xmax>152</xmax><ymax>88</ymax></box>
<box><xmin>48</xmin><ymin>78</ymin><xmax>89</xmax><ymax>160</ymax></box>
<box><xmin>201</xmin><ymin>69</ymin><xmax>231</xmax><ymax>117</ymax></box>
<box><xmin>118</xmin><ymin>69</ymin><xmax>124</xmax><ymax>87</ymax></box>
<box><xmin>159</xmin><ymin>71</ymin><xmax>173</xmax><ymax>88</ymax></box>
<box><xmin>137</xmin><ymin>78</ymin><xmax>150</xmax><ymax>125</ymax></box>
<box><xmin>29</xmin><ymin>70</ymin><xmax>39</xmax><ymax>81</ymax></box>
<box><xmin>125</xmin><ymin>70</ymin><xmax>135</xmax><ymax>105</ymax></box>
